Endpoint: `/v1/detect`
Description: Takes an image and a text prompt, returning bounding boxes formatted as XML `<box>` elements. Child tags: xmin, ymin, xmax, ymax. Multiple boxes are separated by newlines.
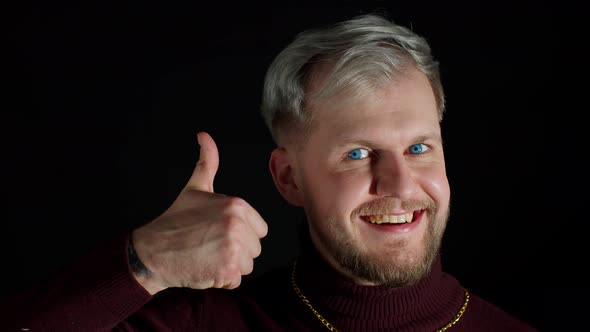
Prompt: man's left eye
<box><xmin>408</xmin><ymin>143</ymin><xmax>429</xmax><ymax>154</ymax></box>
<box><xmin>347</xmin><ymin>148</ymin><xmax>370</xmax><ymax>160</ymax></box>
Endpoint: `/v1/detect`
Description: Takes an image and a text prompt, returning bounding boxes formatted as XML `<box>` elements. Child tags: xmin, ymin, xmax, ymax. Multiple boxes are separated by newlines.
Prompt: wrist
<box><xmin>128</xmin><ymin>235</ymin><xmax>152</xmax><ymax>278</ymax></box>
<box><xmin>128</xmin><ymin>234</ymin><xmax>165</xmax><ymax>295</ymax></box>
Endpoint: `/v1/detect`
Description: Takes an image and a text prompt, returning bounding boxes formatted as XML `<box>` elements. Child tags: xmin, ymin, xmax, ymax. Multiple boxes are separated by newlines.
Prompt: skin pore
<box><xmin>272</xmin><ymin>66</ymin><xmax>451</xmax><ymax>287</ymax></box>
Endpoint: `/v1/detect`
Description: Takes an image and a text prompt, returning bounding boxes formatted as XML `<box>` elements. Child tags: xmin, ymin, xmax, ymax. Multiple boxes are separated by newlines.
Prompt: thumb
<box><xmin>185</xmin><ymin>131</ymin><xmax>219</xmax><ymax>192</ymax></box>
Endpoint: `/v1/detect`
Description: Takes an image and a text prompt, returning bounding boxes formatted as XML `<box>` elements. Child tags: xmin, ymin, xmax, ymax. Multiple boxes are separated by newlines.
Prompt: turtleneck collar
<box><xmin>294</xmin><ymin>235</ymin><xmax>467</xmax><ymax>330</ymax></box>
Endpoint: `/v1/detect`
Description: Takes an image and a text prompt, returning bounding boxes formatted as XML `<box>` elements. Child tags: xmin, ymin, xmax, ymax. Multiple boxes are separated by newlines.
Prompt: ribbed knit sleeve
<box><xmin>1</xmin><ymin>232</ymin><xmax>153</xmax><ymax>331</ymax></box>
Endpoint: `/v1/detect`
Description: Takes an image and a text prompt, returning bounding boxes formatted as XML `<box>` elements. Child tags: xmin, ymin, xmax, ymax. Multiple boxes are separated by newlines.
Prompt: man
<box><xmin>4</xmin><ymin>13</ymin><xmax>537</xmax><ymax>331</ymax></box>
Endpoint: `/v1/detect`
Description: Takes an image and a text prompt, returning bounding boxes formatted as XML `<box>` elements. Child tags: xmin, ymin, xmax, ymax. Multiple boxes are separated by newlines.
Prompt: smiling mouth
<box><xmin>360</xmin><ymin>210</ymin><xmax>424</xmax><ymax>224</ymax></box>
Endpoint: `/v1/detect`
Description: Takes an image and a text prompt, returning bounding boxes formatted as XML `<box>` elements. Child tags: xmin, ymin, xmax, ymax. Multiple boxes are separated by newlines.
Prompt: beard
<box><xmin>308</xmin><ymin>198</ymin><xmax>449</xmax><ymax>288</ymax></box>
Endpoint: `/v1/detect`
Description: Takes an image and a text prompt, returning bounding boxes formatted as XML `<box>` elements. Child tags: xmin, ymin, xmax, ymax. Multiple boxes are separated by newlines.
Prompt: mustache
<box><xmin>351</xmin><ymin>197</ymin><xmax>436</xmax><ymax>217</ymax></box>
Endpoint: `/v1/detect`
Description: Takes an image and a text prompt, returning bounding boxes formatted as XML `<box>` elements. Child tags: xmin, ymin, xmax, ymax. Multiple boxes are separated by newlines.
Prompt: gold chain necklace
<box><xmin>291</xmin><ymin>260</ymin><xmax>470</xmax><ymax>332</ymax></box>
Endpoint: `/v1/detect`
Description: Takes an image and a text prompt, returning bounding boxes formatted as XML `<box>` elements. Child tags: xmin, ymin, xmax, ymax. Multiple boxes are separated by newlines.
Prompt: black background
<box><xmin>3</xmin><ymin>0</ymin><xmax>578</xmax><ymax>330</ymax></box>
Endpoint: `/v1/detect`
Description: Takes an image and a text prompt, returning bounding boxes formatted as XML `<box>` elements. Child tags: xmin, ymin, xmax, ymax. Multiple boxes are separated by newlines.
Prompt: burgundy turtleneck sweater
<box><xmin>2</xmin><ymin>232</ymin><xmax>537</xmax><ymax>331</ymax></box>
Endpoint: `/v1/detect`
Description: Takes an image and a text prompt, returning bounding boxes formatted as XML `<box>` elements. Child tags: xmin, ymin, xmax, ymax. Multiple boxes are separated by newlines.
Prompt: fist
<box><xmin>131</xmin><ymin>132</ymin><xmax>268</xmax><ymax>295</ymax></box>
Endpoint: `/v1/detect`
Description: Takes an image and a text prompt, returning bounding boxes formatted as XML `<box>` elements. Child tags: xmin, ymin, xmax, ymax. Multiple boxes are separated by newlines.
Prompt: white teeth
<box><xmin>367</xmin><ymin>213</ymin><xmax>413</xmax><ymax>224</ymax></box>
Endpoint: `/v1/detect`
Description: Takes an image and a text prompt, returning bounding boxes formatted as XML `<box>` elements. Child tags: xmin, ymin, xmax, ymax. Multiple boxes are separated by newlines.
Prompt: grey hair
<box><xmin>261</xmin><ymin>13</ymin><xmax>445</xmax><ymax>145</ymax></box>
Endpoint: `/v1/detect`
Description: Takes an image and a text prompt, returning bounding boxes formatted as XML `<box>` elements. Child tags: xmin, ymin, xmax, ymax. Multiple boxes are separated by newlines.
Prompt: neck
<box><xmin>294</xmin><ymin>237</ymin><xmax>466</xmax><ymax>330</ymax></box>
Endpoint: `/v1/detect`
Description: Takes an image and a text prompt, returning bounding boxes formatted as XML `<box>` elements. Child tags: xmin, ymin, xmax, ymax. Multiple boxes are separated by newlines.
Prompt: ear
<box><xmin>269</xmin><ymin>147</ymin><xmax>304</xmax><ymax>206</ymax></box>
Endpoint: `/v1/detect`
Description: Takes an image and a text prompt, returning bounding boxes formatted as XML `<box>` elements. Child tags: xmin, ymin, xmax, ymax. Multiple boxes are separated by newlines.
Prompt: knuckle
<box><xmin>219</xmin><ymin>237</ymin><xmax>241</xmax><ymax>265</ymax></box>
<box><xmin>224</xmin><ymin>239</ymin><xmax>242</xmax><ymax>259</ymax></box>
<box><xmin>227</xmin><ymin>262</ymin><xmax>241</xmax><ymax>276</ymax></box>
<box><xmin>216</xmin><ymin>263</ymin><xmax>240</xmax><ymax>286</ymax></box>
<box><xmin>196</xmin><ymin>158</ymin><xmax>210</xmax><ymax>168</ymax></box>
<box><xmin>225</xmin><ymin>196</ymin><xmax>247</xmax><ymax>211</ymax></box>
<box><xmin>212</xmin><ymin>275</ymin><xmax>225</xmax><ymax>289</ymax></box>
<box><xmin>226</xmin><ymin>277</ymin><xmax>242</xmax><ymax>289</ymax></box>
<box><xmin>224</xmin><ymin>216</ymin><xmax>244</xmax><ymax>234</ymax></box>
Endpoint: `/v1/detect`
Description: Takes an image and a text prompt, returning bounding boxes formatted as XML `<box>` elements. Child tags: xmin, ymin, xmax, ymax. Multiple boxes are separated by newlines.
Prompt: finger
<box><xmin>223</xmin><ymin>277</ymin><xmax>242</xmax><ymax>290</ymax></box>
<box><xmin>250</xmin><ymin>236</ymin><xmax>262</xmax><ymax>259</ymax></box>
<box><xmin>240</xmin><ymin>225</ymin><xmax>263</xmax><ymax>258</ymax></box>
<box><xmin>185</xmin><ymin>131</ymin><xmax>219</xmax><ymax>193</ymax></box>
<box><xmin>239</xmin><ymin>255</ymin><xmax>254</xmax><ymax>276</ymax></box>
<box><xmin>244</xmin><ymin>207</ymin><xmax>269</xmax><ymax>239</ymax></box>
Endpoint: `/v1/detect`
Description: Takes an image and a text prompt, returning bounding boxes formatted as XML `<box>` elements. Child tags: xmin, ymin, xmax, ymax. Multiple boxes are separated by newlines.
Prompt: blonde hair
<box><xmin>261</xmin><ymin>13</ymin><xmax>445</xmax><ymax>145</ymax></box>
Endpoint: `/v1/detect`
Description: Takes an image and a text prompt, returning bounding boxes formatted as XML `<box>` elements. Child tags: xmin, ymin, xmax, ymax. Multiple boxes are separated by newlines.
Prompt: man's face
<box><xmin>293</xmin><ymin>67</ymin><xmax>450</xmax><ymax>287</ymax></box>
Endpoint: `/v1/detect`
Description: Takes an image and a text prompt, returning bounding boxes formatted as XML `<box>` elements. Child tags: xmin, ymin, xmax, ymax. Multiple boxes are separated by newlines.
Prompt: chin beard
<box><xmin>319</xmin><ymin>207</ymin><xmax>448</xmax><ymax>288</ymax></box>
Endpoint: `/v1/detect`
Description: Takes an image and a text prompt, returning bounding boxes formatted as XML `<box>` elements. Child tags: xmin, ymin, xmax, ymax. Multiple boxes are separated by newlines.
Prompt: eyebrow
<box><xmin>412</xmin><ymin>133</ymin><xmax>443</xmax><ymax>144</ymax></box>
<box><xmin>334</xmin><ymin>132</ymin><xmax>442</xmax><ymax>148</ymax></box>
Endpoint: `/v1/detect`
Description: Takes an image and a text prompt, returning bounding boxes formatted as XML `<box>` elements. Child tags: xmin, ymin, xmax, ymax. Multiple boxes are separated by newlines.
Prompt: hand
<box><xmin>131</xmin><ymin>131</ymin><xmax>268</xmax><ymax>295</ymax></box>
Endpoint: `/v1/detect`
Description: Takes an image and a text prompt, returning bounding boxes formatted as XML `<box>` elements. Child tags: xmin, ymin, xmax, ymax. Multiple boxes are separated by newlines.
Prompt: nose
<box><xmin>372</xmin><ymin>154</ymin><xmax>419</xmax><ymax>199</ymax></box>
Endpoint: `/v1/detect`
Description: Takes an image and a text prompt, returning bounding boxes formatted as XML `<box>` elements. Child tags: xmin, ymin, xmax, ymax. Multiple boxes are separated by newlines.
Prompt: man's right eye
<box><xmin>347</xmin><ymin>148</ymin><xmax>369</xmax><ymax>160</ymax></box>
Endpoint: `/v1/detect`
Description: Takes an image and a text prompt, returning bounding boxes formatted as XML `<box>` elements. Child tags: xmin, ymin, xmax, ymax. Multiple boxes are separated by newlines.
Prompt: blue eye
<box><xmin>409</xmin><ymin>144</ymin><xmax>428</xmax><ymax>154</ymax></box>
<box><xmin>347</xmin><ymin>148</ymin><xmax>369</xmax><ymax>160</ymax></box>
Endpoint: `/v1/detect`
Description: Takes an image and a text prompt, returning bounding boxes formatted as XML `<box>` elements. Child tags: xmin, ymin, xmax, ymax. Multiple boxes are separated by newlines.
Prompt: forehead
<box><xmin>305</xmin><ymin>67</ymin><xmax>440</xmax><ymax>142</ymax></box>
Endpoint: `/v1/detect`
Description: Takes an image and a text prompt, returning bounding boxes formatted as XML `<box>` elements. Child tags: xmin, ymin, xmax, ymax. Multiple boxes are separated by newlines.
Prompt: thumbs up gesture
<box><xmin>131</xmin><ymin>132</ymin><xmax>268</xmax><ymax>295</ymax></box>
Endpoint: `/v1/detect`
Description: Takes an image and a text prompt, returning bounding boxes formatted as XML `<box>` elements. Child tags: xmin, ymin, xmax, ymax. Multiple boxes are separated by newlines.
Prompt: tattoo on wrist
<box><xmin>128</xmin><ymin>237</ymin><xmax>153</xmax><ymax>278</ymax></box>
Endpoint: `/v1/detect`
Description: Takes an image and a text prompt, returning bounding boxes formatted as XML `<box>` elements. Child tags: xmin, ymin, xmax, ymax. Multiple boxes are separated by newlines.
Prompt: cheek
<box><xmin>303</xmin><ymin>167</ymin><xmax>371</xmax><ymax>218</ymax></box>
<box><xmin>419</xmin><ymin>165</ymin><xmax>450</xmax><ymax>208</ymax></box>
